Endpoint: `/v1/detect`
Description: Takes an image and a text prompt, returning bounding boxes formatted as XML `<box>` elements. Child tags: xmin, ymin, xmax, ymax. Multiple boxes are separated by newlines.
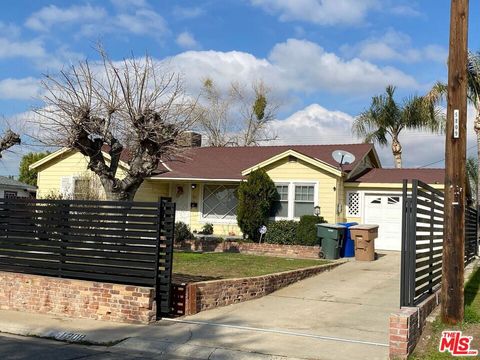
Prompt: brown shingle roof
<box><xmin>347</xmin><ymin>168</ymin><xmax>445</xmax><ymax>184</ymax></box>
<box><xmin>153</xmin><ymin>143</ymin><xmax>375</xmax><ymax>180</ymax></box>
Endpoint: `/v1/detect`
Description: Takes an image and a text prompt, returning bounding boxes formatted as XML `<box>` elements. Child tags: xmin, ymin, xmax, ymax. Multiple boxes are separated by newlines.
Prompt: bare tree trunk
<box><xmin>0</xmin><ymin>130</ymin><xmax>20</xmax><ymax>158</ymax></box>
<box><xmin>392</xmin><ymin>137</ymin><xmax>403</xmax><ymax>168</ymax></box>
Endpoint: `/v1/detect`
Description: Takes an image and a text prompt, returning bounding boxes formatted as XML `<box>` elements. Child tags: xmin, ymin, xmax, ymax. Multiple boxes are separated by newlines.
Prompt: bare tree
<box><xmin>33</xmin><ymin>49</ymin><xmax>199</xmax><ymax>200</ymax></box>
<box><xmin>0</xmin><ymin>130</ymin><xmax>21</xmax><ymax>158</ymax></box>
<box><xmin>197</xmin><ymin>78</ymin><xmax>278</xmax><ymax>146</ymax></box>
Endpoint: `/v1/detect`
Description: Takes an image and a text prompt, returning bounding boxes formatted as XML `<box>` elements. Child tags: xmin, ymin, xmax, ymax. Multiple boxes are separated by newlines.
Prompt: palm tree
<box><xmin>467</xmin><ymin>156</ymin><xmax>478</xmax><ymax>205</ymax></box>
<box><xmin>427</xmin><ymin>51</ymin><xmax>480</xmax><ymax>206</ymax></box>
<box><xmin>353</xmin><ymin>85</ymin><xmax>443</xmax><ymax>168</ymax></box>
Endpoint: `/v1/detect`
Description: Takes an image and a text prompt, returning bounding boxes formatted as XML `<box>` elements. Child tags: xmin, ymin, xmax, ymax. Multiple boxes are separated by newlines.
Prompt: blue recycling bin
<box><xmin>337</xmin><ymin>222</ymin><xmax>358</xmax><ymax>257</ymax></box>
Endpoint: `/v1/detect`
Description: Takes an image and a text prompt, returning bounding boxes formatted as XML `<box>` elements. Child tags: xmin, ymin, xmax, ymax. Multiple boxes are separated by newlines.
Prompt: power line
<box><xmin>417</xmin><ymin>144</ymin><xmax>477</xmax><ymax>168</ymax></box>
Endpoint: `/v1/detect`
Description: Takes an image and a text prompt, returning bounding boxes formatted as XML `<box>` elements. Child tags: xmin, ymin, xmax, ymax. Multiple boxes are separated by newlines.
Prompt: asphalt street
<box><xmin>0</xmin><ymin>333</ymin><xmax>182</xmax><ymax>360</ymax></box>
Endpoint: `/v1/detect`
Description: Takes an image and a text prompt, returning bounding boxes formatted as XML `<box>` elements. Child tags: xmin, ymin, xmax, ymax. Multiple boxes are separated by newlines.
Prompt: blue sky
<box><xmin>0</xmin><ymin>0</ymin><xmax>478</xmax><ymax>175</ymax></box>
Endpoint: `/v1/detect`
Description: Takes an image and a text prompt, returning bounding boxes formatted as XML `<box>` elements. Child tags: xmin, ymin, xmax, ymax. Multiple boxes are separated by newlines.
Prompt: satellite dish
<box><xmin>332</xmin><ymin>150</ymin><xmax>356</xmax><ymax>168</ymax></box>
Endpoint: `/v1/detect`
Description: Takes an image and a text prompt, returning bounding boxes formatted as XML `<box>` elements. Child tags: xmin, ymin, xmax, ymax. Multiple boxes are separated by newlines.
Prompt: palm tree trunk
<box><xmin>392</xmin><ymin>137</ymin><xmax>402</xmax><ymax>168</ymax></box>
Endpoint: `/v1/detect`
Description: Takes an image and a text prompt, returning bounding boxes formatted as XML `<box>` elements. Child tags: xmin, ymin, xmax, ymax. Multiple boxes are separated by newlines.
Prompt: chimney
<box><xmin>178</xmin><ymin>131</ymin><xmax>202</xmax><ymax>148</ymax></box>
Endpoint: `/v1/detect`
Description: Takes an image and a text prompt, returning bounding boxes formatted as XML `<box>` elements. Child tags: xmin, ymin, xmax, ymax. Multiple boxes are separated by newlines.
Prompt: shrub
<box><xmin>175</xmin><ymin>221</ymin><xmax>193</xmax><ymax>242</ymax></box>
<box><xmin>201</xmin><ymin>223</ymin><xmax>214</xmax><ymax>235</ymax></box>
<box><xmin>296</xmin><ymin>215</ymin><xmax>327</xmax><ymax>246</ymax></box>
<box><xmin>237</xmin><ymin>169</ymin><xmax>277</xmax><ymax>241</ymax></box>
<box><xmin>264</xmin><ymin>220</ymin><xmax>298</xmax><ymax>245</ymax></box>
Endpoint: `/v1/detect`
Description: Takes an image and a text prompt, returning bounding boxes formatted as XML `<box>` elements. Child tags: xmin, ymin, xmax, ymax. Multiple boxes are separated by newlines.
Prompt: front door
<box><xmin>172</xmin><ymin>183</ymin><xmax>191</xmax><ymax>225</ymax></box>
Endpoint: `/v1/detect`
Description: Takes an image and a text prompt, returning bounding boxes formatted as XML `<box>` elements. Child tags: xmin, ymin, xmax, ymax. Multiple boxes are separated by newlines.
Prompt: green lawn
<box><xmin>410</xmin><ymin>264</ymin><xmax>480</xmax><ymax>359</ymax></box>
<box><xmin>172</xmin><ymin>252</ymin><xmax>329</xmax><ymax>283</ymax></box>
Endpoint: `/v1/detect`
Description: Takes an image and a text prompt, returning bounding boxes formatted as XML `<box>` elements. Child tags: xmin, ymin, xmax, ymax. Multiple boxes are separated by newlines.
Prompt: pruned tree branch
<box><xmin>0</xmin><ymin>130</ymin><xmax>21</xmax><ymax>158</ymax></box>
<box><xmin>32</xmin><ymin>48</ymin><xmax>200</xmax><ymax>200</ymax></box>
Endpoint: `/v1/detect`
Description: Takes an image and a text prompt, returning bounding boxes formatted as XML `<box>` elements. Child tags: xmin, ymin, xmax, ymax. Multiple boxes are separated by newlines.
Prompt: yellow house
<box><xmin>30</xmin><ymin>143</ymin><xmax>444</xmax><ymax>251</ymax></box>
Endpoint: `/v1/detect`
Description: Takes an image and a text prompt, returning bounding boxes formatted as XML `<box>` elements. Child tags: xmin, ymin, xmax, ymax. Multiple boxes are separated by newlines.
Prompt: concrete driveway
<box><xmin>163</xmin><ymin>251</ymin><xmax>400</xmax><ymax>360</ymax></box>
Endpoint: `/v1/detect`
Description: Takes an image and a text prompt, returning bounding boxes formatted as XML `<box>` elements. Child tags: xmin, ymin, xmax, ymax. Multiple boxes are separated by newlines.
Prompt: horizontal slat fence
<box><xmin>0</xmin><ymin>197</ymin><xmax>175</xmax><ymax>317</ymax></box>
<box><xmin>401</xmin><ymin>179</ymin><xmax>478</xmax><ymax>307</ymax></box>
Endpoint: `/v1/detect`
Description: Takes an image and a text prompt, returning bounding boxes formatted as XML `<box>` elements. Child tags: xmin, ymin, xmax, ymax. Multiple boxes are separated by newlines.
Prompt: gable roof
<box><xmin>29</xmin><ymin>143</ymin><xmax>377</xmax><ymax>181</ymax></box>
<box><xmin>347</xmin><ymin>168</ymin><xmax>445</xmax><ymax>184</ymax></box>
<box><xmin>155</xmin><ymin>143</ymin><xmax>376</xmax><ymax>180</ymax></box>
<box><xmin>0</xmin><ymin>176</ymin><xmax>37</xmax><ymax>192</ymax></box>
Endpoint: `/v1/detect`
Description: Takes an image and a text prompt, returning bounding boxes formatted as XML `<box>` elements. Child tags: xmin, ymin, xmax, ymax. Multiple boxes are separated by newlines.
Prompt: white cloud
<box><xmin>0</xmin><ymin>77</ymin><xmax>41</xmax><ymax>100</ymax></box>
<box><xmin>250</xmin><ymin>0</ymin><xmax>379</xmax><ymax>26</ymax></box>
<box><xmin>270</xmin><ymin>104</ymin><xmax>357</xmax><ymax>145</ymax></box>
<box><xmin>25</xmin><ymin>3</ymin><xmax>169</xmax><ymax>40</ymax></box>
<box><xmin>176</xmin><ymin>31</ymin><xmax>200</xmax><ymax>49</ymax></box>
<box><xmin>25</xmin><ymin>4</ymin><xmax>107</xmax><ymax>32</ymax></box>
<box><xmin>167</xmin><ymin>39</ymin><xmax>418</xmax><ymax>98</ymax></box>
<box><xmin>390</xmin><ymin>5</ymin><xmax>422</xmax><ymax>17</ymax></box>
<box><xmin>341</xmin><ymin>29</ymin><xmax>448</xmax><ymax>64</ymax></box>
<box><xmin>268</xmin><ymin>39</ymin><xmax>418</xmax><ymax>93</ymax></box>
<box><xmin>173</xmin><ymin>6</ymin><xmax>205</xmax><ymax>19</ymax></box>
<box><xmin>0</xmin><ymin>37</ymin><xmax>46</xmax><ymax>59</ymax></box>
<box><xmin>114</xmin><ymin>9</ymin><xmax>168</xmax><ymax>36</ymax></box>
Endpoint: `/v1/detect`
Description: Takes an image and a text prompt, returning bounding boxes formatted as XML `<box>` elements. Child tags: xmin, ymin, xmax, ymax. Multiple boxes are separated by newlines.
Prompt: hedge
<box><xmin>264</xmin><ymin>215</ymin><xmax>327</xmax><ymax>246</ymax></box>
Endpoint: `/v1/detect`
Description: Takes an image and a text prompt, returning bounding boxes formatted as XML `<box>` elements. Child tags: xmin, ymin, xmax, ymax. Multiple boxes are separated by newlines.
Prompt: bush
<box><xmin>264</xmin><ymin>220</ymin><xmax>298</xmax><ymax>245</ymax></box>
<box><xmin>175</xmin><ymin>221</ymin><xmax>193</xmax><ymax>242</ymax></box>
<box><xmin>237</xmin><ymin>169</ymin><xmax>277</xmax><ymax>241</ymax></box>
<box><xmin>296</xmin><ymin>215</ymin><xmax>327</xmax><ymax>246</ymax></box>
<box><xmin>200</xmin><ymin>223</ymin><xmax>214</xmax><ymax>235</ymax></box>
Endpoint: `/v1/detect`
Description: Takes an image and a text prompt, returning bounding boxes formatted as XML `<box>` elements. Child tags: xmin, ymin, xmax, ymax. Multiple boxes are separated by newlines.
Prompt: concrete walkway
<box><xmin>169</xmin><ymin>251</ymin><xmax>400</xmax><ymax>360</ymax></box>
<box><xmin>0</xmin><ymin>252</ymin><xmax>400</xmax><ymax>360</ymax></box>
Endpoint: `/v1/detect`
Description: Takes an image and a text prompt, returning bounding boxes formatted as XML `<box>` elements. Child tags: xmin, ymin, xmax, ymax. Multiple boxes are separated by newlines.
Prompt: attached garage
<box><xmin>345</xmin><ymin>168</ymin><xmax>445</xmax><ymax>252</ymax></box>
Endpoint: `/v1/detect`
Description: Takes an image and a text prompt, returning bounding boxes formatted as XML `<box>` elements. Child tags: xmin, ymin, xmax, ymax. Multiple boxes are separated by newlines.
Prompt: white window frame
<box><xmin>272</xmin><ymin>181</ymin><xmax>319</xmax><ymax>220</ymax></box>
<box><xmin>346</xmin><ymin>191</ymin><xmax>362</xmax><ymax>217</ymax></box>
<box><xmin>199</xmin><ymin>183</ymin><xmax>239</xmax><ymax>224</ymax></box>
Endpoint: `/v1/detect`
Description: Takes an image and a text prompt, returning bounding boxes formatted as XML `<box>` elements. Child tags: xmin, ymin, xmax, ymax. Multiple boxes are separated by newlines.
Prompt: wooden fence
<box><xmin>0</xmin><ymin>197</ymin><xmax>175</xmax><ymax>318</ymax></box>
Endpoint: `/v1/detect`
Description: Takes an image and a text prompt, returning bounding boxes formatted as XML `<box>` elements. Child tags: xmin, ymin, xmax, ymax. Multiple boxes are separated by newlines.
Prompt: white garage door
<box><xmin>364</xmin><ymin>194</ymin><xmax>402</xmax><ymax>251</ymax></box>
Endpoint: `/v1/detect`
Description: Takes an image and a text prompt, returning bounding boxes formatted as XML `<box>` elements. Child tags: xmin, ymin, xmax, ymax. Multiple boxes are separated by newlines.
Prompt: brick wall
<box><xmin>0</xmin><ymin>271</ymin><xmax>156</xmax><ymax>324</ymax></box>
<box><xmin>183</xmin><ymin>262</ymin><xmax>341</xmax><ymax>315</ymax></box>
<box><xmin>389</xmin><ymin>289</ymin><xmax>440</xmax><ymax>359</ymax></box>
<box><xmin>176</xmin><ymin>239</ymin><xmax>321</xmax><ymax>259</ymax></box>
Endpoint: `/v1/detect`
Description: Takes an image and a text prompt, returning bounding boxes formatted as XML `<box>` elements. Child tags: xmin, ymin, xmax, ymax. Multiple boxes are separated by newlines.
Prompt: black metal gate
<box><xmin>400</xmin><ymin>179</ymin><xmax>478</xmax><ymax>307</ymax></box>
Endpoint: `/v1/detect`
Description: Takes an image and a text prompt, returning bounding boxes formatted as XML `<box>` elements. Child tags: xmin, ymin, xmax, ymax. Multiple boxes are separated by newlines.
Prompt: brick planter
<box><xmin>0</xmin><ymin>272</ymin><xmax>156</xmax><ymax>324</ymax></box>
<box><xmin>389</xmin><ymin>289</ymin><xmax>440</xmax><ymax>359</ymax></box>
<box><xmin>175</xmin><ymin>262</ymin><xmax>342</xmax><ymax>316</ymax></box>
<box><xmin>175</xmin><ymin>239</ymin><xmax>322</xmax><ymax>259</ymax></box>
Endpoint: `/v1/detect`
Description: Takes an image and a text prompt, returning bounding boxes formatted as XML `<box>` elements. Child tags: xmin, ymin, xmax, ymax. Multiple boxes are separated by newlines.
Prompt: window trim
<box><xmin>199</xmin><ymin>183</ymin><xmax>239</xmax><ymax>224</ymax></box>
<box><xmin>272</xmin><ymin>181</ymin><xmax>319</xmax><ymax>220</ymax></box>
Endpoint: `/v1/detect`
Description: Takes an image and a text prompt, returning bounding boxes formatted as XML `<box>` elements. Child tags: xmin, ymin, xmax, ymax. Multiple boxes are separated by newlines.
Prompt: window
<box><xmin>202</xmin><ymin>185</ymin><xmax>238</xmax><ymax>220</ymax></box>
<box><xmin>388</xmin><ymin>196</ymin><xmax>400</xmax><ymax>204</ymax></box>
<box><xmin>273</xmin><ymin>185</ymin><xmax>289</xmax><ymax>217</ymax></box>
<box><xmin>4</xmin><ymin>191</ymin><xmax>17</xmax><ymax>199</ymax></box>
<box><xmin>370</xmin><ymin>197</ymin><xmax>382</xmax><ymax>204</ymax></box>
<box><xmin>294</xmin><ymin>185</ymin><xmax>315</xmax><ymax>218</ymax></box>
<box><xmin>347</xmin><ymin>192</ymin><xmax>360</xmax><ymax>216</ymax></box>
<box><xmin>73</xmin><ymin>178</ymin><xmax>91</xmax><ymax>200</ymax></box>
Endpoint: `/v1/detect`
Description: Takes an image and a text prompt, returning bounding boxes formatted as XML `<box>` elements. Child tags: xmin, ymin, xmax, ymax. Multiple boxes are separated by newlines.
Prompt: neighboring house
<box><xmin>29</xmin><ymin>140</ymin><xmax>444</xmax><ymax>251</ymax></box>
<box><xmin>0</xmin><ymin>176</ymin><xmax>37</xmax><ymax>198</ymax></box>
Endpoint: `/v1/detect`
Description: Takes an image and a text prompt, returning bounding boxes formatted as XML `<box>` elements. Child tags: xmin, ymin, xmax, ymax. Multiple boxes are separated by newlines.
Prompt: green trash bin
<box><xmin>316</xmin><ymin>224</ymin><xmax>346</xmax><ymax>259</ymax></box>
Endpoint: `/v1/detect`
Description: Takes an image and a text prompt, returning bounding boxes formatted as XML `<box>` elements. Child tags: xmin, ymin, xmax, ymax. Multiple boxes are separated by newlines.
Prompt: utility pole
<box><xmin>442</xmin><ymin>0</ymin><xmax>469</xmax><ymax>325</ymax></box>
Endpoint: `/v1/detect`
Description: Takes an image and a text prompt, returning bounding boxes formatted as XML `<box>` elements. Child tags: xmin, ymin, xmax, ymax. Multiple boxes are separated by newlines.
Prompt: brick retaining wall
<box><xmin>0</xmin><ymin>272</ymin><xmax>156</xmax><ymax>324</ymax></box>
<box><xmin>176</xmin><ymin>239</ymin><xmax>321</xmax><ymax>259</ymax></box>
<box><xmin>389</xmin><ymin>289</ymin><xmax>440</xmax><ymax>359</ymax></box>
<box><xmin>181</xmin><ymin>262</ymin><xmax>341</xmax><ymax>315</ymax></box>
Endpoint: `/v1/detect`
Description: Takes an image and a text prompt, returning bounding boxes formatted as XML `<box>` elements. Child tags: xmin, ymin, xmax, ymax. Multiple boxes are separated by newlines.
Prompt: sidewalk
<box><xmin>0</xmin><ymin>309</ymin><xmax>302</xmax><ymax>359</ymax></box>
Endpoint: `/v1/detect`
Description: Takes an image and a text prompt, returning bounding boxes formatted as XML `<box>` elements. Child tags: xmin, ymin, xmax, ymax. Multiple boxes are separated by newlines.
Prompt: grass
<box><xmin>172</xmin><ymin>252</ymin><xmax>329</xmax><ymax>281</ymax></box>
<box><xmin>410</xmin><ymin>264</ymin><xmax>480</xmax><ymax>359</ymax></box>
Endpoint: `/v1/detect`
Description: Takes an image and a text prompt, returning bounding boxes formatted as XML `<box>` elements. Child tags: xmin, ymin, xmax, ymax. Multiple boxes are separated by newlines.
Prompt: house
<box><xmin>0</xmin><ymin>176</ymin><xmax>37</xmax><ymax>198</ymax></box>
<box><xmin>29</xmin><ymin>139</ymin><xmax>444</xmax><ymax>251</ymax></box>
